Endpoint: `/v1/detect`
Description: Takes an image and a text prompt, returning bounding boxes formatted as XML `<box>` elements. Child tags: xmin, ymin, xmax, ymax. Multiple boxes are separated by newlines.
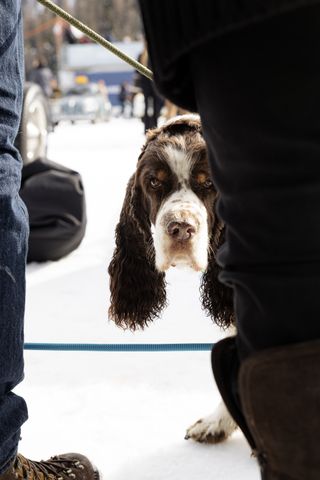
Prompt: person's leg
<box><xmin>0</xmin><ymin>5</ymin><xmax>100</xmax><ymax>480</ymax></box>
<box><xmin>190</xmin><ymin>6</ymin><xmax>320</xmax><ymax>477</ymax></box>
<box><xmin>190</xmin><ymin>5</ymin><xmax>320</xmax><ymax>359</ymax></box>
<box><xmin>0</xmin><ymin>1</ymin><xmax>29</xmax><ymax>473</ymax></box>
<box><xmin>143</xmin><ymin>94</ymin><xmax>154</xmax><ymax>132</ymax></box>
<box><xmin>152</xmin><ymin>93</ymin><xmax>162</xmax><ymax>129</ymax></box>
<box><xmin>139</xmin><ymin>3</ymin><xmax>320</xmax><ymax>477</ymax></box>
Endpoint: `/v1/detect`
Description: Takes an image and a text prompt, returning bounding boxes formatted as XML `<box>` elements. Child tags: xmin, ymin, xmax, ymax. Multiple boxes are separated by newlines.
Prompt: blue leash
<box><xmin>24</xmin><ymin>343</ymin><xmax>214</xmax><ymax>352</ymax></box>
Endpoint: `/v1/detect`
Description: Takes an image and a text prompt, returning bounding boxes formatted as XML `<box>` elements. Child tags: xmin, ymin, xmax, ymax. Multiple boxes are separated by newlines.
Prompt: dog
<box><xmin>108</xmin><ymin>114</ymin><xmax>237</xmax><ymax>443</ymax></box>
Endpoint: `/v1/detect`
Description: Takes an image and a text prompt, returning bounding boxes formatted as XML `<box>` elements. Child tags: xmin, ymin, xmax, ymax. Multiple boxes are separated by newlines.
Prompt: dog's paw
<box><xmin>185</xmin><ymin>404</ymin><xmax>237</xmax><ymax>444</ymax></box>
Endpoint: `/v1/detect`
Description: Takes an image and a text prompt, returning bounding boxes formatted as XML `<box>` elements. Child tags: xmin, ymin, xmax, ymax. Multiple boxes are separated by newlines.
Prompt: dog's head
<box><xmin>108</xmin><ymin>115</ymin><xmax>234</xmax><ymax>330</ymax></box>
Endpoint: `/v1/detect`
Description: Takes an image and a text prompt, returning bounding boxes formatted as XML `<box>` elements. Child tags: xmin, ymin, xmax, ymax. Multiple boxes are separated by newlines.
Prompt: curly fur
<box><xmin>108</xmin><ymin>175</ymin><xmax>167</xmax><ymax>330</ymax></box>
<box><xmin>200</xmin><ymin>225</ymin><xmax>234</xmax><ymax>329</ymax></box>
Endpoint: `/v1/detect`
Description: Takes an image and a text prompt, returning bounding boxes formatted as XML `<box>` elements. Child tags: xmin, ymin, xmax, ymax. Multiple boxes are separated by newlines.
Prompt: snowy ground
<box><xmin>16</xmin><ymin>118</ymin><xmax>260</xmax><ymax>479</ymax></box>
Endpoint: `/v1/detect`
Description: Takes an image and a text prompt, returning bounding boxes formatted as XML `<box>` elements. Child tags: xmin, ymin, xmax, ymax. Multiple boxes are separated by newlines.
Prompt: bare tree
<box><xmin>74</xmin><ymin>0</ymin><xmax>142</xmax><ymax>41</ymax></box>
<box><xmin>22</xmin><ymin>0</ymin><xmax>143</xmax><ymax>75</ymax></box>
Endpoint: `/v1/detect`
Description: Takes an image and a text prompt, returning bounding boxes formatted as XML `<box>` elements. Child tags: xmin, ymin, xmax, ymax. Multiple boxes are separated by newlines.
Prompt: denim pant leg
<box><xmin>190</xmin><ymin>5</ymin><xmax>320</xmax><ymax>359</ymax></box>
<box><xmin>0</xmin><ymin>1</ymin><xmax>29</xmax><ymax>473</ymax></box>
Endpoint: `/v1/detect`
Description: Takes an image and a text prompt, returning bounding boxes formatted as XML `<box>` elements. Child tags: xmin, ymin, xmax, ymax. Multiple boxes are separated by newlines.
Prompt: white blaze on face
<box><xmin>154</xmin><ymin>145</ymin><xmax>209</xmax><ymax>272</ymax></box>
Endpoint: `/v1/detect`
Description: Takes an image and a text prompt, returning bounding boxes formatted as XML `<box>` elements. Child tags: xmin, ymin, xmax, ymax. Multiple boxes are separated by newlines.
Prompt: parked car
<box><xmin>16</xmin><ymin>83</ymin><xmax>87</xmax><ymax>264</ymax></box>
<box><xmin>52</xmin><ymin>83</ymin><xmax>112</xmax><ymax>125</ymax></box>
<box><xmin>15</xmin><ymin>82</ymin><xmax>50</xmax><ymax>164</ymax></box>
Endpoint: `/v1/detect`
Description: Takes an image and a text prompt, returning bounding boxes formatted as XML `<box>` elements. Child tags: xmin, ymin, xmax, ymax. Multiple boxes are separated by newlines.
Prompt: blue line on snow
<box><xmin>24</xmin><ymin>343</ymin><xmax>214</xmax><ymax>352</ymax></box>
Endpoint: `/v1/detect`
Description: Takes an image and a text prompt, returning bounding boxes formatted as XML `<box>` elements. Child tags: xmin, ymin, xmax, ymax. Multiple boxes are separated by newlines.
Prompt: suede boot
<box><xmin>238</xmin><ymin>339</ymin><xmax>320</xmax><ymax>480</ymax></box>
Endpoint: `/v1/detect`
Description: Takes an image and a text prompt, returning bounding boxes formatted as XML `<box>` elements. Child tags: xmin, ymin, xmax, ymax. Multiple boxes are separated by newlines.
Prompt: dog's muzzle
<box><xmin>166</xmin><ymin>219</ymin><xmax>197</xmax><ymax>242</ymax></box>
<box><xmin>154</xmin><ymin>192</ymin><xmax>209</xmax><ymax>272</ymax></box>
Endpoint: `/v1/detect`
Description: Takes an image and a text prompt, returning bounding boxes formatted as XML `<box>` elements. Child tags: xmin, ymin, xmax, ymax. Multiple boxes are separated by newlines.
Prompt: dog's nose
<box><xmin>167</xmin><ymin>221</ymin><xmax>196</xmax><ymax>241</ymax></box>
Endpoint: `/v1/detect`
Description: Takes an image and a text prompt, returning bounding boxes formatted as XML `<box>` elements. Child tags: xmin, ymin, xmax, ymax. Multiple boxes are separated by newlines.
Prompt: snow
<box><xmin>16</xmin><ymin>118</ymin><xmax>260</xmax><ymax>479</ymax></box>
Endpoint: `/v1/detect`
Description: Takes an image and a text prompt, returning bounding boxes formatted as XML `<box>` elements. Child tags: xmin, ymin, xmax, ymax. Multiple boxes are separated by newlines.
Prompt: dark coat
<box><xmin>139</xmin><ymin>0</ymin><xmax>319</xmax><ymax>110</ymax></box>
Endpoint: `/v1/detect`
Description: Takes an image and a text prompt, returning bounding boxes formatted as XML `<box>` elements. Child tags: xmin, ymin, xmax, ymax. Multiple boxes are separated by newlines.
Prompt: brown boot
<box><xmin>0</xmin><ymin>453</ymin><xmax>99</xmax><ymax>480</ymax></box>
<box><xmin>239</xmin><ymin>339</ymin><xmax>320</xmax><ymax>480</ymax></box>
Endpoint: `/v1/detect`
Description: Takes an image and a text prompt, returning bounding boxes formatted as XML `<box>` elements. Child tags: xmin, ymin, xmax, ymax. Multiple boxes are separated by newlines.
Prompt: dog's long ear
<box><xmin>108</xmin><ymin>174</ymin><xmax>167</xmax><ymax>330</ymax></box>
<box><xmin>200</xmin><ymin>219</ymin><xmax>235</xmax><ymax>329</ymax></box>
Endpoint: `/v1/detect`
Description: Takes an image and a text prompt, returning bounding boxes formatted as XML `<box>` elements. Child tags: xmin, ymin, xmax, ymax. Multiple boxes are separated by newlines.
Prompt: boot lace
<box><xmin>14</xmin><ymin>455</ymin><xmax>82</xmax><ymax>480</ymax></box>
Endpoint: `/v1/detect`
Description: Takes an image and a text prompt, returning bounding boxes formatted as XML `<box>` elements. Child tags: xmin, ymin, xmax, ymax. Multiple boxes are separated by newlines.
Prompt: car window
<box><xmin>64</xmin><ymin>85</ymin><xmax>98</xmax><ymax>96</ymax></box>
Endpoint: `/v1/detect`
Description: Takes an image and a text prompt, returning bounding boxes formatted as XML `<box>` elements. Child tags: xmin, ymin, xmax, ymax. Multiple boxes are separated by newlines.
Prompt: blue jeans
<box><xmin>0</xmin><ymin>0</ymin><xmax>29</xmax><ymax>473</ymax></box>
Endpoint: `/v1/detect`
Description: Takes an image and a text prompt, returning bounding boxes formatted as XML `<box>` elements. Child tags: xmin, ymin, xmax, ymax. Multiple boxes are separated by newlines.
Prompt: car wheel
<box><xmin>16</xmin><ymin>82</ymin><xmax>49</xmax><ymax>165</ymax></box>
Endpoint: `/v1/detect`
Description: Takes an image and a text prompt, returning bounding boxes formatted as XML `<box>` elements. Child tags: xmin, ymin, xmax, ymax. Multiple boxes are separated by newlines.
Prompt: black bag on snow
<box><xmin>20</xmin><ymin>158</ymin><xmax>87</xmax><ymax>263</ymax></box>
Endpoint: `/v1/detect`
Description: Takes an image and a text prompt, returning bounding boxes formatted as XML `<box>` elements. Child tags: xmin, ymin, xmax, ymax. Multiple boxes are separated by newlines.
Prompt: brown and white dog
<box><xmin>108</xmin><ymin>114</ymin><xmax>237</xmax><ymax>443</ymax></box>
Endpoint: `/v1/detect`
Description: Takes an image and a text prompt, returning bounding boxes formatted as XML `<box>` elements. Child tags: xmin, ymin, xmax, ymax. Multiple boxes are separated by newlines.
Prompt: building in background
<box><xmin>59</xmin><ymin>41</ymin><xmax>143</xmax><ymax>107</ymax></box>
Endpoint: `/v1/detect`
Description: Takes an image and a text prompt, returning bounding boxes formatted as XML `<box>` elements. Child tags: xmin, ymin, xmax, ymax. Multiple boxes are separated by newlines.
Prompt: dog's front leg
<box><xmin>185</xmin><ymin>401</ymin><xmax>237</xmax><ymax>444</ymax></box>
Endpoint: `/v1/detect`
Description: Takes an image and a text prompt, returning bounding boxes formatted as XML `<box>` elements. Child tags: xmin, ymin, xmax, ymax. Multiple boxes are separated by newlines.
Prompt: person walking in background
<box><xmin>135</xmin><ymin>45</ymin><xmax>163</xmax><ymax>132</ymax></box>
<box><xmin>139</xmin><ymin>2</ymin><xmax>320</xmax><ymax>479</ymax></box>
<box><xmin>118</xmin><ymin>81</ymin><xmax>133</xmax><ymax>117</ymax></box>
<box><xmin>28</xmin><ymin>57</ymin><xmax>54</xmax><ymax>98</ymax></box>
<box><xmin>0</xmin><ymin>3</ymin><xmax>99</xmax><ymax>480</ymax></box>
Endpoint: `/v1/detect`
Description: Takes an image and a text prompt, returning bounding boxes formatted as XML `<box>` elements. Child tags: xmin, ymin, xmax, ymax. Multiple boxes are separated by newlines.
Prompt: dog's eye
<box><xmin>195</xmin><ymin>172</ymin><xmax>213</xmax><ymax>189</ymax></box>
<box><xmin>203</xmin><ymin>179</ymin><xmax>213</xmax><ymax>189</ymax></box>
<box><xmin>150</xmin><ymin>177</ymin><xmax>162</xmax><ymax>189</ymax></box>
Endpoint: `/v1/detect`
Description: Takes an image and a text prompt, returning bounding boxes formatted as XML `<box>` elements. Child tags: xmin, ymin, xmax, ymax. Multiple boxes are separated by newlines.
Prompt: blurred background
<box><xmin>24</xmin><ymin>0</ymin><xmax>143</xmax><ymax>80</ymax></box>
<box><xmin>19</xmin><ymin>0</ymin><xmax>189</xmax><ymax>167</ymax></box>
<box><xmin>19</xmin><ymin>0</ymin><xmax>150</xmax><ymax>165</ymax></box>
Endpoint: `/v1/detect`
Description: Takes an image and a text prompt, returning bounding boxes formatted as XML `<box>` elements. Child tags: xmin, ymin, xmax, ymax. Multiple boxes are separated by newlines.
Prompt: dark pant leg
<box><xmin>0</xmin><ymin>1</ymin><xmax>29</xmax><ymax>473</ymax></box>
<box><xmin>190</xmin><ymin>5</ymin><xmax>320</xmax><ymax>358</ymax></box>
